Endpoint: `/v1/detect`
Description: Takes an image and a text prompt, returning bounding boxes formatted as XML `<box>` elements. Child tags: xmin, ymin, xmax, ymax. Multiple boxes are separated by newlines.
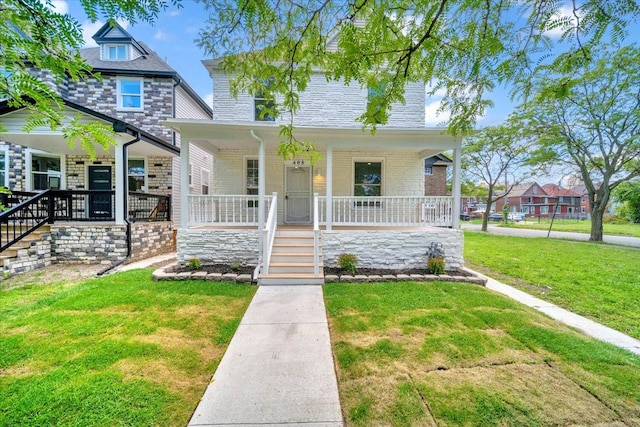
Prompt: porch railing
<box><xmin>261</xmin><ymin>193</ymin><xmax>278</xmax><ymax>276</ymax></box>
<box><xmin>0</xmin><ymin>190</ymin><xmax>51</xmax><ymax>252</ymax></box>
<box><xmin>188</xmin><ymin>194</ymin><xmax>273</xmax><ymax>226</ymax></box>
<box><xmin>318</xmin><ymin>196</ymin><xmax>453</xmax><ymax>227</ymax></box>
<box><xmin>313</xmin><ymin>193</ymin><xmax>320</xmax><ymax>275</ymax></box>
<box><xmin>128</xmin><ymin>192</ymin><xmax>171</xmax><ymax>222</ymax></box>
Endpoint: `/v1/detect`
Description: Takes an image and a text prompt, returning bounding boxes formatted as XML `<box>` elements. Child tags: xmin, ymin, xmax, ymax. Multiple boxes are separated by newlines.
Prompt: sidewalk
<box><xmin>188</xmin><ymin>285</ymin><xmax>343</xmax><ymax>427</ymax></box>
<box><xmin>468</xmin><ymin>269</ymin><xmax>640</xmax><ymax>356</ymax></box>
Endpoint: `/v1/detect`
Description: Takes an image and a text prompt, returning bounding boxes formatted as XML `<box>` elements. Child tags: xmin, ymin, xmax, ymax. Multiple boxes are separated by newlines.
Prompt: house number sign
<box><xmin>289</xmin><ymin>159</ymin><xmax>305</xmax><ymax>166</ymax></box>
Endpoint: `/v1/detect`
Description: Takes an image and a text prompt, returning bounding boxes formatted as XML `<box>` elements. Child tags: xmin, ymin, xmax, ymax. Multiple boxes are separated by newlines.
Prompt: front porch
<box><xmin>164</xmin><ymin>120</ymin><xmax>463</xmax><ymax>284</ymax></box>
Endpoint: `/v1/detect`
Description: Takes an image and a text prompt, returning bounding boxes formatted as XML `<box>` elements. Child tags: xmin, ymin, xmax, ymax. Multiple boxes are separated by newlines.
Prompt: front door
<box><xmin>88</xmin><ymin>165</ymin><xmax>112</xmax><ymax>218</ymax></box>
<box><xmin>284</xmin><ymin>166</ymin><xmax>311</xmax><ymax>224</ymax></box>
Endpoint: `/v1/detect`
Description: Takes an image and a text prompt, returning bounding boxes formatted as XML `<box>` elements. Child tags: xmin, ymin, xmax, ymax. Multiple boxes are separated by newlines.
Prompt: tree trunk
<box><xmin>481</xmin><ymin>211</ymin><xmax>489</xmax><ymax>232</ymax></box>
<box><xmin>590</xmin><ymin>206</ymin><xmax>605</xmax><ymax>241</ymax></box>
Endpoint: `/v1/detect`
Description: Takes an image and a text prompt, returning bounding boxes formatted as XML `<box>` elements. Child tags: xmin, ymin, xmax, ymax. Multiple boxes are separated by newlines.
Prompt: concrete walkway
<box><xmin>462</xmin><ymin>223</ymin><xmax>640</xmax><ymax>248</ymax></box>
<box><xmin>468</xmin><ymin>269</ymin><xmax>640</xmax><ymax>356</ymax></box>
<box><xmin>188</xmin><ymin>285</ymin><xmax>343</xmax><ymax>427</ymax></box>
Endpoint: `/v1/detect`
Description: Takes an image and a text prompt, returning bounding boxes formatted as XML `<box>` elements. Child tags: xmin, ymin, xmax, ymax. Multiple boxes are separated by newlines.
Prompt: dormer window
<box><xmin>104</xmin><ymin>44</ymin><xmax>129</xmax><ymax>61</ymax></box>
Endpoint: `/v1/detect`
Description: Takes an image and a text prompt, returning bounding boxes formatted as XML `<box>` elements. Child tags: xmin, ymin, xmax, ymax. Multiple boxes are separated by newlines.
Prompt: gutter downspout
<box><xmin>172</xmin><ymin>77</ymin><xmax>180</xmax><ymax>146</ymax></box>
<box><xmin>97</xmin><ymin>131</ymin><xmax>140</xmax><ymax>276</ymax></box>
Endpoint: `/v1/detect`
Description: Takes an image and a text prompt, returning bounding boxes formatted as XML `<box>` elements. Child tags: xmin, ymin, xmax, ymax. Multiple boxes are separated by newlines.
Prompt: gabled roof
<box><xmin>425</xmin><ymin>153</ymin><xmax>452</xmax><ymax>166</ymax></box>
<box><xmin>507</xmin><ymin>183</ymin><xmax>540</xmax><ymax>197</ymax></box>
<box><xmin>91</xmin><ymin>22</ymin><xmax>147</xmax><ymax>56</ymax></box>
<box><xmin>542</xmin><ymin>183</ymin><xmax>581</xmax><ymax>197</ymax></box>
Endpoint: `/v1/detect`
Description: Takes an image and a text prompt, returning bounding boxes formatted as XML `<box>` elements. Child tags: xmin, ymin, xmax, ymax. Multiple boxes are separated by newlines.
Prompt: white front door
<box><xmin>284</xmin><ymin>166</ymin><xmax>311</xmax><ymax>223</ymax></box>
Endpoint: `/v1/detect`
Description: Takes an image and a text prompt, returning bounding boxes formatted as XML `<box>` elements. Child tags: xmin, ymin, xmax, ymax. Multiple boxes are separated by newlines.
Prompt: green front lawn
<box><xmin>0</xmin><ymin>270</ymin><xmax>255</xmax><ymax>426</ymax></box>
<box><xmin>499</xmin><ymin>218</ymin><xmax>640</xmax><ymax>237</ymax></box>
<box><xmin>464</xmin><ymin>231</ymin><xmax>640</xmax><ymax>340</ymax></box>
<box><xmin>325</xmin><ymin>281</ymin><xmax>640</xmax><ymax>426</ymax></box>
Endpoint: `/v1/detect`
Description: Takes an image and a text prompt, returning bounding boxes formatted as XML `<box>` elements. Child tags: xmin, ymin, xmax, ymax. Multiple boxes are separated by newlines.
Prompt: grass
<box><xmin>498</xmin><ymin>218</ymin><xmax>640</xmax><ymax>237</ymax></box>
<box><xmin>325</xmin><ymin>281</ymin><xmax>640</xmax><ymax>426</ymax></box>
<box><xmin>464</xmin><ymin>231</ymin><xmax>640</xmax><ymax>340</ymax></box>
<box><xmin>0</xmin><ymin>270</ymin><xmax>255</xmax><ymax>426</ymax></box>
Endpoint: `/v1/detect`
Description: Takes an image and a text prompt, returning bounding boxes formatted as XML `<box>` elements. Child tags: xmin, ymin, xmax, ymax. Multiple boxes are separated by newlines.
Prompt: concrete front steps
<box><xmin>258</xmin><ymin>229</ymin><xmax>324</xmax><ymax>285</ymax></box>
<box><xmin>0</xmin><ymin>225</ymin><xmax>50</xmax><ymax>262</ymax></box>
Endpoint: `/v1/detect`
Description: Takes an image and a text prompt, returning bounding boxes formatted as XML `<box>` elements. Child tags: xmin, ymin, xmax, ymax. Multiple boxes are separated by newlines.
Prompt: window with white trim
<box><xmin>106</xmin><ymin>44</ymin><xmax>128</xmax><ymax>61</ymax></box>
<box><xmin>31</xmin><ymin>154</ymin><xmax>61</xmax><ymax>190</ymax></box>
<box><xmin>0</xmin><ymin>146</ymin><xmax>8</xmax><ymax>188</ymax></box>
<box><xmin>128</xmin><ymin>158</ymin><xmax>145</xmax><ymax>192</ymax></box>
<box><xmin>188</xmin><ymin>163</ymin><xmax>193</xmax><ymax>186</ymax></box>
<box><xmin>540</xmin><ymin>206</ymin><xmax>549</xmax><ymax>214</ymax></box>
<box><xmin>117</xmin><ymin>77</ymin><xmax>143</xmax><ymax>111</ymax></box>
<box><xmin>354</xmin><ymin>160</ymin><xmax>382</xmax><ymax>197</ymax></box>
<box><xmin>424</xmin><ymin>166</ymin><xmax>433</xmax><ymax>175</ymax></box>
<box><xmin>201</xmin><ymin>168</ymin><xmax>210</xmax><ymax>195</ymax></box>
<box><xmin>246</xmin><ymin>158</ymin><xmax>259</xmax><ymax>207</ymax></box>
<box><xmin>254</xmin><ymin>79</ymin><xmax>276</xmax><ymax>122</ymax></box>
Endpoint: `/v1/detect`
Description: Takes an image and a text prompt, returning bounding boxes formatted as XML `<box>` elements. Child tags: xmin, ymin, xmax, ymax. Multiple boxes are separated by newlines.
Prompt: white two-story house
<box><xmin>164</xmin><ymin>39</ymin><xmax>463</xmax><ymax>284</ymax></box>
<box><xmin>0</xmin><ymin>23</ymin><xmax>212</xmax><ymax>273</ymax></box>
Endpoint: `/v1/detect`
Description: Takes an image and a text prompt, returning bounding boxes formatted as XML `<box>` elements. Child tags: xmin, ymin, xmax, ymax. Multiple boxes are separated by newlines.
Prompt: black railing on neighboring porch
<box><xmin>0</xmin><ymin>190</ymin><xmax>172</xmax><ymax>253</ymax></box>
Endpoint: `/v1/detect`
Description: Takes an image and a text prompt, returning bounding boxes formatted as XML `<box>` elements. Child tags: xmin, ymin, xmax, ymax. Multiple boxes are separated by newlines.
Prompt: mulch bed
<box><xmin>172</xmin><ymin>263</ymin><xmax>256</xmax><ymax>275</ymax></box>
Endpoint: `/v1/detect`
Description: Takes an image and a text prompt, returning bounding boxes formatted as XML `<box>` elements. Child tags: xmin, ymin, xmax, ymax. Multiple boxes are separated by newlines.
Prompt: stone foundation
<box><xmin>177</xmin><ymin>229</ymin><xmax>260</xmax><ymax>264</ymax></box>
<box><xmin>130</xmin><ymin>222</ymin><xmax>174</xmax><ymax>262</ymax></box>
<box><xmin>321</xmin><ymin>228</ymin><xmax>464</xmax><ymax>270</ymax></box>
<box><xmin>50</xmin><ymin>224</ymin><xmax>128</xmax><ymax>264</ymax></box>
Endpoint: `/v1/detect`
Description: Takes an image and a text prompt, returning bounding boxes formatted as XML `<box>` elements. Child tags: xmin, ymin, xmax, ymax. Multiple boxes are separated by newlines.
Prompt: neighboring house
<box><xmin>424</xmin><ymin>154</ymin><xmax>452</xmax><ymax>196</ymax></box>
<box><xmin>0</xmin><ymin>22</ymin><xmax>212</xmax><ymax>274</ymax></box>
<box><xmin>164</xmin><ymin>36</ymin><xmax>464</xmax><ymax>284</ymax></box>
<box><xmin>494</xmin><ymin>182</ymin><xmax>582</xmax><ymax>219</ymax></box>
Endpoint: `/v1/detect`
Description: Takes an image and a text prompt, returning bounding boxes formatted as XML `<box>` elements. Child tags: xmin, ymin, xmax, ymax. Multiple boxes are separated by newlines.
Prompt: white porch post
<box><xmin>258</xmin><ymin>135</ymin><xmax>266</xmax><ymax>233</ymax></box>
<box><xmin>180</xmin><ymin>133</ymin><xmax>191</xmax><ymax>229</ymax></box>
<box><xmin>452</xmin><ymin>145</ymin><xmax>462</xmax><ymax>229</ymax></box>
<box><xmin>114</xmin><ymin>140</ymin><xmax>126</xmax><ymax>225</ymax></box>
<box><xmin>325</xmin><ymin>144</ymin><xmax>333</xmax><ymax>231</ymax></box>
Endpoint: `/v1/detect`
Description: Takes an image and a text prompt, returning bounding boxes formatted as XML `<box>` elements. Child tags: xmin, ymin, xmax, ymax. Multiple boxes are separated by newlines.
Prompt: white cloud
<box><xmin>49</xmin><ymin>0</ymin><xmax>68</xmax><ymax>14</ymax></box>
<box><xmin>204</xmin><ymin>93</ymin><xmax>214</xmax><ymax>109</ymax></box>
<box><xmin>168</xmin><ymin>10</ymin><xmax>181</xmax><ymax>17</ymax></box>
<box><xmin>81</xmin><ymin>19</ymin><xmax>129</xmax><ymax>48</ymax></box>
<box><xmin>154</xmin><ymin>29</ymin><xmax>171</xmax><ymax>41</ymax></box>
<box><xmin>424</xmin><ymin>100</ymin><xmax>450</xmax><ymax>127</ymax></box>
<box><xmin>545</xmin><ymin>6</ymin><xmax>577</xmax><ymax>39</ymax></box>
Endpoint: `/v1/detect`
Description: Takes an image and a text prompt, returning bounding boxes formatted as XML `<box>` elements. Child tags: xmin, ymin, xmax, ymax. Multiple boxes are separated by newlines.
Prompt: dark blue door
<box><xmin>88</xmin><ymin>166</ymin><xmax>112</xmax><ymax>218</ymax></box>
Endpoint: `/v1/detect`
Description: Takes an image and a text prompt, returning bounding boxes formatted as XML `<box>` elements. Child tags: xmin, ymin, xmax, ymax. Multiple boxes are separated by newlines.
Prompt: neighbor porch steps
<box><xmin>0</xmin><ymin>225</ymin><xmax>51</xmax><ymax>261</ymax></box>
<box><xmin>258</xmin><ymin>229</ymin><xmax>324</xmax><ymax>285</ymax></box>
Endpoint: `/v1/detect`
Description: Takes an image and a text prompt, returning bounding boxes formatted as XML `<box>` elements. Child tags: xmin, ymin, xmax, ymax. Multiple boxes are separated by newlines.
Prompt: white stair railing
<box><xmin>261</xmin><ymin>192</ymin><xmax>278</xmax><ymax>275</ymax></box>
<box><xmin>313</xmin><ymin>193</ymin><xmax>320</xmax><ymax>276</ymax></box>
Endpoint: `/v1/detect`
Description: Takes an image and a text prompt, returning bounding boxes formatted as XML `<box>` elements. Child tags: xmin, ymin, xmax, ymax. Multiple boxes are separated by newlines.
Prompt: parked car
<box><xmin>488</xmin><ymin>212</ymin><xmax>524</xmax><ymax>222</ymax></box>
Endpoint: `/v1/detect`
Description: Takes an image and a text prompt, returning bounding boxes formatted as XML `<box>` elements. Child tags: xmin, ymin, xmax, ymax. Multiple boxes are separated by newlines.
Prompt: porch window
<box><xmin>246</xmin><ymin>158</ymin><xmax>259</xmax><ymax>207</ymax></box>
<box><xmin>117</xmin><ymin>77</ymin><xmax>143</xmax><ymax>111</ymax></box>
<box><xmin>354</xmin><ymin>161</ymin><xmax>382</xmax><ymax>205</ymax></box>
<box><xmin>31</xmin><ymin>154</ymin><xmax>61</xmax><ymax>190</ymax></box>
<box><xmin>201</xmin><ymin>168</ymin><xmax>210</xmax><ymax>195</ymax></box>
<box><xmin>128</xmin><ymin>159</ymin><xmax>145</xmax><ymax>192</ymax></box>
<box><xmin>188</xmin><ymin>163</ymin><xmax>193</xmax><ymax>186</ymax></box>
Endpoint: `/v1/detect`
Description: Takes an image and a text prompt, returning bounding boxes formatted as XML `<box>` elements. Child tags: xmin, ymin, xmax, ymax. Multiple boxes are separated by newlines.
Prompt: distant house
<box><xmin>0</xmin><ymin>22</ymin><xmax>211</xmax><ymax>274</ymax></box>
<box><xmin>494</xmin><ymin>182</ymin><xmax>582</xmax><ymax>219</ymax></box>
<box><xmin>424</xmin><ymin>154</ymin><xmax>452</xmax><ymax>196</ymax></box>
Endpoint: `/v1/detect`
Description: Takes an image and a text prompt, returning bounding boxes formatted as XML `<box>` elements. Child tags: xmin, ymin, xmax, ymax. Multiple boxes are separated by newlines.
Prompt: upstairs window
<box><xmin>367</xmin><ymin>82</ymin><xmax>386</xmax><ymax>124</ymax></box>
<box><xmin>106</xmin><ymin>44</ymin><xmax>128</xmax><ymax>61</ymax></box>
<box><xmin>424</xmin><ymin>166</ymin><xmax>433</xmax><ymax>176</ymax></box>
<box><xmin>117</xmin><ymin>77</ymin><xmax>143</xmax><ymax>111</ymax></box>
<box><xmin>354</xmin><ymin>161</ymin><xmax>382</xmax><ymax>197</ymax></box>
<box><xmin>254</xmin><ymin>79</ymin><xmax>276</xmax><ymax>122</ymax></box>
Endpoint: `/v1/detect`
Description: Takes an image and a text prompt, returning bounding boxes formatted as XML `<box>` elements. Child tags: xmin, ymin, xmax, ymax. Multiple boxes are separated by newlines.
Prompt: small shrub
<box><xmin>230</xmin><ymin>260</ymin><xmax>241</xmax><ymax>271</ymax></box>
<box><xmin>427</xmin><ymin>257</ymin><xmax>445</xmax><ymax>275</ymax></box>
<box><xmin>187</xmin><ymin>258</ymin><xmax>202</xmax><ymax>270</ymax></box>
<box><xmin>338</xmin><ymin>253</ymin><xmax>358</xmax><ymax>275</ymax></box>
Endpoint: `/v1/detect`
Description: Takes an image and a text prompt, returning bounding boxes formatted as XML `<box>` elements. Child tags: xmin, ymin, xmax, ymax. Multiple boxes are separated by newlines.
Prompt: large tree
<box><xmin>197</xmin><ymin>0</ymin><xmax>640</xmax><ymax>158</ymax></box>
<box><xmin>613</xmin><ymin>180</ymin><xmax>640</xmax><ymax>223</ymax></box>
<box><xmin>462</xmin><ymin>124</ymin><xmax>530</xmax><ymax>232</ymax></box>
<box><xmin>0</xmin><ymin>0</ymin><xmax>180</xmax><ymax>158</ymax></box>
<box><xmin>518</xmin><ymin>44</ymin><xmax>640</xmax><ymax>241</ymax></box>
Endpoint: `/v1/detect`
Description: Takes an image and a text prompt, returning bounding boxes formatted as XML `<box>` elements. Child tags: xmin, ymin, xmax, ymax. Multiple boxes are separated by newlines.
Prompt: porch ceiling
<box><xmin>162</xmin><ymin>119</ymin><xmax>461</xmax><ymax>157</ymax></box>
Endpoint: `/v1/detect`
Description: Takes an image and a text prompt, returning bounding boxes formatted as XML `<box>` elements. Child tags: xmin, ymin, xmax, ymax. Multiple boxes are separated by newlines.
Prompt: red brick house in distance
<box><xmin>495</xmin><ymin>182</ymin><xmax>583</xmax><ymax>219</ymax></box>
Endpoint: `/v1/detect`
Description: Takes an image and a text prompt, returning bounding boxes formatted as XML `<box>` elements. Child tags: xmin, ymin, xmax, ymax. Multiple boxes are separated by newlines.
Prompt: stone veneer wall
<box><xmin>130</xmin><ymin>222</ymin><xmax>174</xmax><ymax>262</ymax></box>
<box><xmin>322</xmin><ymin>228</ymin><xmax>464</xmax><ymax>270</ymax></box>
<box><xmin>3</xmin><ymin>236</ymin><xmax>52</xmax><ymax>275</ymax></box>
<box><xmin>177</xmin><ymin>229</ymin><xmax>259</xmax><ymax>264</ymax></box>
<box><xmin>50</xmin><ymin>224</ymin><xmax>128</xmax><ymax>264</ymax></box>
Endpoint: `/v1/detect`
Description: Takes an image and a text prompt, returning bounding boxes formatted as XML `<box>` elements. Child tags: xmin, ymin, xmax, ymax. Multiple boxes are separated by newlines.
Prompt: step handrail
<box><xmin>313</xmin><ymin>192</ymin><xmax>320</xmax><ymax>276</ymax></box>
<box><xmin>261</xmin><ymin>192</ymin><xmax>278</xmax><ymax>276</ymax></box>
<box><xmin>0</xmin><ymin>189</ymin><xmax>52</xmax><ymax>253</ymax></box>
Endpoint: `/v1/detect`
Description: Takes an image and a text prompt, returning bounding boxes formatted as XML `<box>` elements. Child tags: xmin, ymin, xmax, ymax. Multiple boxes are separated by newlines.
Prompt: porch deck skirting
<box><xmin>176</xmin><ymin>227</ymin><xmax>463</xmax><ymax>270</ymax></box>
